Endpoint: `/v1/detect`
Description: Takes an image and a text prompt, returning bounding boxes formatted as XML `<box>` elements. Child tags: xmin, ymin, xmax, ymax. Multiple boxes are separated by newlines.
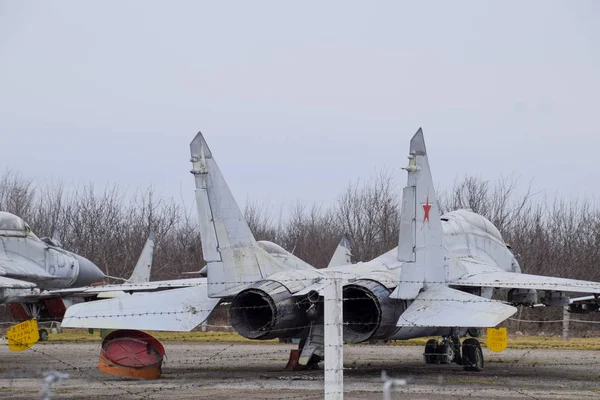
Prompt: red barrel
<box><xmin>98</xmin><ymin>330</ymin><xmax>165</xmax><ymax>379</ymax></box>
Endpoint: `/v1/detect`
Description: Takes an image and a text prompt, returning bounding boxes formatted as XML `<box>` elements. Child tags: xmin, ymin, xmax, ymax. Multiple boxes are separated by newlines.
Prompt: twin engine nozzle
<box><xmin>229</xmin><ymin>279</ymin><xmax>404</xmax><ymax>343</ymax></box>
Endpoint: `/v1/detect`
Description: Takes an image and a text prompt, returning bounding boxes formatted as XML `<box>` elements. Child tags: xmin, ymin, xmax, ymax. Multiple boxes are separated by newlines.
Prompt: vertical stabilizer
<box><xmin>392</xmin><ymin>128</ymin><xmax>446</xmax><ymax>299</ymax></box>
<box><xmin>327</xmin><ymin>235</ymin><xmax>352</xmax><ymax>268</ymax></box>
<box><xmin>128</xmin><ymin>233</ymin><xmax>155</xmax><ymax>283</ymax></box>
<box><xmin>190</xmin><ymin>132</ymin><xmax>286</xmax><ymax>297</ymax></box>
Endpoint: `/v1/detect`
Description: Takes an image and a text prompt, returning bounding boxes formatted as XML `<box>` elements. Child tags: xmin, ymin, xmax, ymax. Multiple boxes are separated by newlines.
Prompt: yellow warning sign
<box><xmin>7</xmin><ymin>319</ymin><xmax>40</xmax><ymax>352</ymax></box>
<box><xmin>486</xmin><ymin>327</ymin><xmax>507</xmax><ymax>352</ymax></box>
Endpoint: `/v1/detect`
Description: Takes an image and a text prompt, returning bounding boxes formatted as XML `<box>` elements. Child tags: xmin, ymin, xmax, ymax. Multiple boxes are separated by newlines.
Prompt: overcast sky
<box><xmin>1</xmin><ymin>1</ymin><xmax>598</xmax><ymax>214</ymax></box>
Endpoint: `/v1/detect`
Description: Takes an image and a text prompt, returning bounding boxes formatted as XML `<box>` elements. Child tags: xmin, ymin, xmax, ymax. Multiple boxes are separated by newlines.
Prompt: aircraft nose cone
<box><xmin>73</xmin><ymin>256</ymin><xmax>105</xmax><ymax>287</ymax></box>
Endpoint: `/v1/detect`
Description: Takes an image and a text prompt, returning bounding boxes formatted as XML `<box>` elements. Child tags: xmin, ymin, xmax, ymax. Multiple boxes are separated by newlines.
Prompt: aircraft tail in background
<box><xmin>327</xmin><ymin>235</ymin><xmax>352</xmax><ymax>268</ymax></box>
<box><xmin>128</xmin><ymin>233</ymin><xmax>155</xmax><ymax>283</ymax></box>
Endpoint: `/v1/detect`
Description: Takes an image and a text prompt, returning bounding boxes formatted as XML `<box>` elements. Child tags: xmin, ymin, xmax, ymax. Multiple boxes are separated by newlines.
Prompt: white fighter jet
<box><xmin>0</xmin><ymin>213</ymin><xmax>155</xmax><ymax>340</ymax></box>
<box><xmin>63</xmin><ymin>129</ymin><xmax>600</xmax><ymax>371</ymax></box>
<box><xmin>0</xmin><ymin>212</ymin><xmax>105</xmax><ymax>330</ymax></box>
<box><xmin>0</xmin><ymin>212</ymin><xmax>105</xmax><ymax>298</ymax></box>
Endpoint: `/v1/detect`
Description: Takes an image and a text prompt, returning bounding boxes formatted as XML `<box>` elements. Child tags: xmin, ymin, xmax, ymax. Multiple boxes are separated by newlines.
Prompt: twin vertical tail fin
<box><xmin>189</xmin><ymin>132</ymin><xmax>286</xmax><ymax>297</ymax></box>
<box><xmin>128</xmin><ymin>233</ymin><xmax>155</xmax><ymax>283</ymax></box>
<box><xmin>327</xmin><ymin>235</ymin><xmax>352</xmax><ymax>268</ymax></box>
<box><xmin>392</xmin><ymin>128</ymin><xmax>446</xmax><ymax>299</ymax></box>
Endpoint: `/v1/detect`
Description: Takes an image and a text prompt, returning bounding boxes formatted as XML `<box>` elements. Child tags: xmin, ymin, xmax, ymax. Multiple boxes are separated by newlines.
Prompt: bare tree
<box><xmin>2</xmin><ymin>169</ymin><xmax>600</xmax><ymax>335</ymax></box>
<box><xmin>334</xmin><ymin>170</ymin><xmax>400</xmax><ymax>261</ymax></box>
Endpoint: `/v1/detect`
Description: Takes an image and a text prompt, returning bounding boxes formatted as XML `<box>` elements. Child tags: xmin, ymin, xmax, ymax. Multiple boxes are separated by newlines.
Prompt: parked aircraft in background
<box><xmin>327</xmin><ymin>236</ymin><xmax>352</xmax><ymax>268</ymax></box>
<box><xmin>63</xmin><ymin>129</ymin><xmax>600</xmax><ymax>371</ymax></box>
<box><xmin>0</xmin><ymin>211</ymin><xmax>105</xmax><ymax>298</ymax></box>
<box><xmin>0</xmin><ymin>214</ymin><xmax>154</xmax><ymax>340</ymax></box>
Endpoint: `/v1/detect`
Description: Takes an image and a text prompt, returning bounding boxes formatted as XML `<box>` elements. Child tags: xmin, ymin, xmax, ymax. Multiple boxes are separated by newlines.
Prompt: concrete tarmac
<box><xmin>0</xmin><ymin>341</ymin><xmax>599</xmax><ymax>399</ymax></box>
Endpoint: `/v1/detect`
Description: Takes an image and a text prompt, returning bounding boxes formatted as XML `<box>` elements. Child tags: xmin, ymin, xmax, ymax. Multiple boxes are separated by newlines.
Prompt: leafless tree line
<box><xmin>2</xmin><ymin>169</ymin><xmax>600</xmax><ymax>334</ymax></box>
<box><xmin>0</xmin><ymin>171</ymin><xmax>203</xmax><ymax>279</ymax></box>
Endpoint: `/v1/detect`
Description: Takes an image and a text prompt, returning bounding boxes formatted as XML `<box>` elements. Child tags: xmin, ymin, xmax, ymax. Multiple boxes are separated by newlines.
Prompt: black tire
<box><xmin>467</xmin><ymin>327</ymin><xmax>481</xmax><ymax>338</ymax></box>
<box><xmin>436</xmin><ymin>342</ymin><xmax>450</xmax><ymax>364</ymax></box>
<box><xmin>462</xmin><ymin>338</ymin><xmax>484</xmax><ymax>371</ymax></box>
<box><xmin>437</xmin><ymin>339</ymin><xmax>458</xmax><ymax>365</ymax></box>
<box><xmin>424</xmin><ymin>339</ymin><xmax>439</xmax><ymax>364</ymax></box>
<box><xmin>452</xmin><ymin>338</ymin><xmax>462</xmax><ymax>365</ymax></box>
<box><xmin>38</xmin><ymin>329</ymin><xmax>49</xmax><ymax>342</ymax></box>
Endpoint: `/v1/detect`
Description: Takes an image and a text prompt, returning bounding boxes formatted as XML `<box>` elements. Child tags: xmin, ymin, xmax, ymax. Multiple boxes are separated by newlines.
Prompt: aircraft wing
<box><xmin>7</xmin><ymin>278</ymin><xmax>211</xmax><ymax>310</ymax></box>
<box><xmin>451</xmin><ymin>259</ymin><xmax>600</xmax><ymax>294</ymax></box>
<box><xmin>45</xmin><ymin>278</ymin><xmax>207</xmax><ymax>297</ymax></box>
<box><xmin>62</xmin><ymin>284</ymin><xmax>220</xmax><ymax>331</ymax></box>
<box><xmin>0</xmin><ymin>276</ymin><xmax>37</xmax><ymax>289</ymax></box>
<box><xmin>397</xmin><ymin>285</ymin><xmax>517</xmax><ymax>327</ymax></box>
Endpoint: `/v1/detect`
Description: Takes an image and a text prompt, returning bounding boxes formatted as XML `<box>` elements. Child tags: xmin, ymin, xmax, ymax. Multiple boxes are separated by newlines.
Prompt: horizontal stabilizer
<box><xmin>452</xmin><ymin>269</ymin><xmax>600</xmax><ymax>294</ymax></box>
<box><xmin>62</xmin><ymin>285</ymin><xmax>220</xmax><ymax>331</ymax></box>
<box><xmin>397</xmin><ymin>285</ymin><xmax>516</xmax><ymax>327</ymax></box>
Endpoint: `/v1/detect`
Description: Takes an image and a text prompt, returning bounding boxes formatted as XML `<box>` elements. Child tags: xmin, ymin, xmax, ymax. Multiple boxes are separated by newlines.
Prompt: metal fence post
<box><xmin>562</xmin><ymin>306</ymin><xmax>570</xmax><ymax>342</ymax></box>
<box><xmin>324</xmin><ymin>272</ymin><xmax>343</xmax><ymax>400</ymax></box>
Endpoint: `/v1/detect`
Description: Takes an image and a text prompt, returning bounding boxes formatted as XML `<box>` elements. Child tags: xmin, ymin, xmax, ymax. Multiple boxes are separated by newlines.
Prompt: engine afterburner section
<box><xmin>230</xmin><ymin>280</ymin><xmax>308</xmax><ymax>340</ymax></box>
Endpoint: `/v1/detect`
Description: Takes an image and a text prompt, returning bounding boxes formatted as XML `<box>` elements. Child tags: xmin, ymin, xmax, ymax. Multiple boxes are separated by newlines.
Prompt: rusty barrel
<box><xmin>98</xmin><ymin>330</ymin><xmax>165</xmax><ymax>379</ymax></box>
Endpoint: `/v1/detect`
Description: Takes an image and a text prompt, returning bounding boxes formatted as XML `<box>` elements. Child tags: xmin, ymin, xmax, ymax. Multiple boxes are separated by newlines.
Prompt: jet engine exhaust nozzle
<box><xmin>342</xmin><ymin>279</ymin><xmax>402</xmax><ymax>343</ymax></box>
<box><xmin>230</xmin><ymin>281</ymin><xmax>308</xmax><ymax>340</ymax></box>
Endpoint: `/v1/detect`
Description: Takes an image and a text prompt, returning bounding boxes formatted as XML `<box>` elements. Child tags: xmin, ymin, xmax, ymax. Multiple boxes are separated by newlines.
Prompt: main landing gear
<box><xmin>38</xmin><ymin>329</ymin><xmax>49</xmax><ymax>342</ymax></box>
<box><xmin>423</xmin><ymin>336</ymin><xmax>484</xmax><ymax>371</ymax></box>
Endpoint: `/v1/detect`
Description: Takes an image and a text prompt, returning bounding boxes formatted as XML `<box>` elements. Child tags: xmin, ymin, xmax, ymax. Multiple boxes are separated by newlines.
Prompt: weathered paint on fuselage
<box><xmin>0</xmin><ymin>234</ymin><xmax>80</xmax><ymax>288</ymax></box>
<box><xmin>323</xmin><ymin>209</ymin><xmax>520</xmax><ymax>342</ymax></box>
<box><xmin>0</xmin><ymin>212</ymin><xmax>105</xmax><ymax>303</ymax></box>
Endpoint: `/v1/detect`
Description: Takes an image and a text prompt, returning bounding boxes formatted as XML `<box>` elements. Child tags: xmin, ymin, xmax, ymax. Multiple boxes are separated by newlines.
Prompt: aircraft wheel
<box><xmin>38</xmin><ymin>329</ymin><xmax>49</xmax><ymax>342</ymax></box>
<box><xmin>437</xmin><ymin>339</ymin><xmax>456</xmax><ymax>365</ymax></box>
<box><xmin>452</xmin><ymin>338</ymin><xmax>462</xmax><ymax>365</ymax></box>
<box><xmin>467</xmin><ymin>327</ymin><xmax>481</xmax><ymax>338</ymax></box>
<box><xmin>423</xmin><ymin>339</ymin><xmax>440</xmax><ymax>364</ymax></box>
<box><xmin>462</xmin><ymin>338</ymin><xmax>484</xmax><ymax>371</ymax></box>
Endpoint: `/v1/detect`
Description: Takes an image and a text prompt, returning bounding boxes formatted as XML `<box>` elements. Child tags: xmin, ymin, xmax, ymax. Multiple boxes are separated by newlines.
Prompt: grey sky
<box><xmin>1</xmin><ymin>1</ymin><xmax>598</xmax><ymax>213</ymax></box>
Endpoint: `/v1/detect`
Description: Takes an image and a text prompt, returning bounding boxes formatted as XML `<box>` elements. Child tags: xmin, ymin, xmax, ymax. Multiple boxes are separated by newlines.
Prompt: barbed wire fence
<box><xmin>1</xmin><ymin>276</ymin><xmax>600</xmax><ymax>399</ymax></box>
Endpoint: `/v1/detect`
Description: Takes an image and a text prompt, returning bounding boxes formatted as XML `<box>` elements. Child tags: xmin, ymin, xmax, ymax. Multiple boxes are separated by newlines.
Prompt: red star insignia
<box><xmin>422</xmin><ymin>196</ymin><xmax>432</xmax><ymax>223</ymax></box>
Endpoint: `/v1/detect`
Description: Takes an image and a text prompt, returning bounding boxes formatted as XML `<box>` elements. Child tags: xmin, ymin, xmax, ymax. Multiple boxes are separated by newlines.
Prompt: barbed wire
<box><xmin>43</xmin><ymin>276</ymin><xmax>600</xmax><ymax>290</ymax></box>
<box><xmin>4</xmin><ymin>275</ymin><xmax>600</xmax><ymax>399</ymax></box>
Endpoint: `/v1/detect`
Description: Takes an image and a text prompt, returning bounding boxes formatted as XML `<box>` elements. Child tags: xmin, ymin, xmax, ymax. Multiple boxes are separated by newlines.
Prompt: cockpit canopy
<box><xmin>0</xmin><ymin>211</ymin><xmax>29</xmax><ymax>234</ymax></box>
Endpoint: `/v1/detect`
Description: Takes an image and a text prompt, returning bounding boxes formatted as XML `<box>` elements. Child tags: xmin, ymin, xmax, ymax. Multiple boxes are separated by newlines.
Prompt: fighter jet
<box><xmin>0</xmin><ymin>213</ymin><xmax>159</xmax><ymax>342</ymax></box>
<box><xmin>63</xmin><ymin>129</ymin><xmax>600</xmax><ymax>372</ymax></box>
<box><xmin>0</xmin><ymin>211</ymin><xmax>105</xmax><ymax>303</ymax></box>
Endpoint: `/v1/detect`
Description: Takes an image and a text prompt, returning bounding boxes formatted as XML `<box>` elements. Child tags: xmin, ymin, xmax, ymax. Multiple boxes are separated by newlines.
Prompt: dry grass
<box><xmin>49</xmin><ymin>329</ymin><xmax>277</xmax><ymax>344</ymax></box>
<box><xmin>48</xmin><ymin>329</ymin><xmax>600</xmax><ymax>350</ymax></box>
<box><xmin>399</xmin><ymin>335</ymin><xmax>600</xmax><ymax>350</ymax></box>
